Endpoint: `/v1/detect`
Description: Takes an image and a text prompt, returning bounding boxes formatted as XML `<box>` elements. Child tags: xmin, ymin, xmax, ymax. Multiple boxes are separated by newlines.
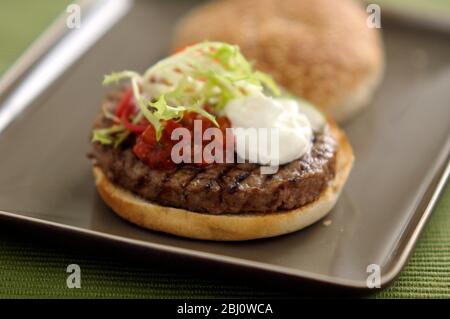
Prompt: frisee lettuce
<box><xmin>92</xmin><ymin>125</ymin><xmax>126</xmax><ymax>145</ymax></box>
<box><xmin>93</xmin><ymin>41</ymin><xmax>280</xmax><ymax>145</ymax></box>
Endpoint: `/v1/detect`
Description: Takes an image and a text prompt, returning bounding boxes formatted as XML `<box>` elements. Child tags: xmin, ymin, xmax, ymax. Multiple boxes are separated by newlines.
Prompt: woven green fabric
<box><xmin>0</xmin><ymin>0</ymin><xmax>72</xmax><ymax>74</ymax></box>
<box><xmin>0</xmin><ymin>1</ymin><xmax>449</xmax><ymax>299</ymax></box>
<box><xmin>374</xmin><ymin>186</ymin><xmax>450</xmax><ymax>298</ymax></box>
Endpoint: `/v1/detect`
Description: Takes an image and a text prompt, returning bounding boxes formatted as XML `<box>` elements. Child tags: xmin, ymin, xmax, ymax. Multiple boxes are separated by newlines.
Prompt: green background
<box><xmin>0</xmin><ymin>0</ymin><xmax>449</xmax><ymax>298</ymax></box>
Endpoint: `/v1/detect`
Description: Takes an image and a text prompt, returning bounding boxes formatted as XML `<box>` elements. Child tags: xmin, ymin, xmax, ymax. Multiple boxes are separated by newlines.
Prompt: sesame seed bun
<box><xmin>92</xmin><ymin>120</ymin><xmax>354</xmax><ymax>241</ymax></box>
<box><xmin>172</xmin><ymin>0</ymin><xmax>384</xmax><ymax>122</ymax></box>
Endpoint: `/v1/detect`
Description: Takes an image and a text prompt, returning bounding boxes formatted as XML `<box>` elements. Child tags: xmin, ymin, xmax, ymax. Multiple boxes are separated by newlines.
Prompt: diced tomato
<box><xmin>203</xmin><ymin>104</ymin><xmax>213</xmax><ymax>114</ymax></box>
<box><xmin>141</xmin><ymin>125</ymin><xmax>156</xmax><ymax>145</ymax></box>
<box><xmin>132</xmin><ymin>120</ymin><xmax>183</xmax><ymax>169</ymax></box>
<box><xmin>115</xmin><ymin>88</ymin><xmax>133</xmax><ymax>117</ymax></box>
<box><xmin>133</xmin><ymin>138</ymin><xmax>176</xmax><ymax>170</ymax></box>
<box><xmin>132</xmin><ymin>138</ymin><xmax>152</xmax><ymax>162</ymax></box>
<box><xmin>117</xmin><ymin>88</ymin><xmax>149</xmax><ymax>134</ymax></box>
<box><xmin>121</xmin><ymin>107</ymin><xmax>148</xmax><ymax>134</ymax></box>
<box><xmin>163</xmin><ymin>120</ymin><xmax>182</xmax><ymax>137</ymax></box>
<box><xmin>172</xmin><ymin>42</ymin><xmax>196</xmax><ymax>55</ymax></box>
<box><xmin>217</xmin><ymin>116</ymin><xmax>231</xmax><ymax>131</ymax></box>
<box><xmin>181</xmin><ymin>110</ymin><xmax>216</xmax><ymax>134</ymax></box>
<box><xmin>131</xmin><ymin>104</ymin><xmax>233</xmax><ymax>169</ymax></box>
<box><xmin>180</xmin><ymin>111</ymin><xmax>197</xmax><ymax>130</ymax></box>
<box><xmin>121</xmin><ymin>114</ymin><xmax>148</xmax><ymax>134</ymax></box>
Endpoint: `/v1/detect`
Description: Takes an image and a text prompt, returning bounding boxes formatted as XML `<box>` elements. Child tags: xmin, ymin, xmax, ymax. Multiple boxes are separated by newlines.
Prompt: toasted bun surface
<box><xmin>93</xmin><ymin>121</ymin><xmax>354</xmax><ymax>241</ymax></box>
<box><xmin>172</xmin><ymin>0</ymin><xmax>384</xmax><ymax>123</ymax></box>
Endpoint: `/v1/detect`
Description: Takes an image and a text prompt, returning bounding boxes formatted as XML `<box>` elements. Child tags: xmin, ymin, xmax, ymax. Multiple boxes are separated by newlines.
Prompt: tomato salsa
<box><xmin>114</xmin><ymin>87</ymin><xmax>232</xmax><ymax>169</ymax></box>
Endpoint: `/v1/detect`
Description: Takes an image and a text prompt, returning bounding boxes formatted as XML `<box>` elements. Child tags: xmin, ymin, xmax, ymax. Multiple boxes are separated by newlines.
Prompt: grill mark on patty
<box><xmin>183</xmin><ymin>165</ymin><xmax>218</xmax><ymax>195</ymax></box>
<box><xmin>221</xmin><ymin>164</ymin><xmax>255</xmax><ymax>194</ymax></box>
<box><xmin>219</xmin><ymin>164</ymin><xmax>261</xmax><ymax>212</ymax></box>
<box><xmin>212</xmin><ymin>165</ymin><xmax>236</xmax><ymax>210</ymax></box>
<box><xmin>157</xmin><ymin>166</ymin><xmax>200</xmax><ymax>205</ymax></box>
<box><xmin>216</xmin><ymin>165</ymin><xmax>236</xmax><ymax>192</ymax></box>
<box><xmin>134</xmin><ymin>174</ymin><xmax>148</xmax><ymax>190</ymax></box>
<box><xmin>182</xmin><ymin>164</ymin><xmax>232</xmax><ymax>213</ymax></box>
<box><xmin>238</xmin><ymin>165</ymin><xmax>270</xmax><ymax>211</ymax></box>
<box><xmin>229</xmin><ymin>171</ymin><xmax>251</xmax><ymax>193</ymax></box>
<box><xmin>180</xmin><ymin>166</ymin><xmax>204</xmax><ymax>200</ymax></box>
<box><xmin>204</xmin><ymin>179</ymin><xmax>214</xmax><ymax>192</ymax></box>
<box><xmin>156</xmin><ymin>166</ymin><xmax>179</xmax><ymax>198</ymax></box>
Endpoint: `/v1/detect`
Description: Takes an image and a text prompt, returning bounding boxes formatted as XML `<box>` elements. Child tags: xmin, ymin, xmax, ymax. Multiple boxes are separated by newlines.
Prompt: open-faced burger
<box><xmin>90</xmin><ymin>42</ymin><xmax>354</xmax><ymax>241</ymax></box>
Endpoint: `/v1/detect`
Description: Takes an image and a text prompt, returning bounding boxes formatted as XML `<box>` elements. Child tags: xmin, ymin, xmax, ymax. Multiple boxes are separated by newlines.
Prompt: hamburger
<box><xmin>172</xmin><ymin>0</ymin><xmax>384</xmax><ymax>123</ymax></box>
<box><xmin>90</xmin><ymin>42</ymin><xmax>354</xmax><ymax>241</ymax></box>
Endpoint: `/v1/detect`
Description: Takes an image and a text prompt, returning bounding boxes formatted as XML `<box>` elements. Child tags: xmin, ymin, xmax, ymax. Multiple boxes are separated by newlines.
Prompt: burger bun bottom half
<box><xmin>93</xmin><ymin>120</ymin><xmax>354</xmax><ymax>241</ymax></box>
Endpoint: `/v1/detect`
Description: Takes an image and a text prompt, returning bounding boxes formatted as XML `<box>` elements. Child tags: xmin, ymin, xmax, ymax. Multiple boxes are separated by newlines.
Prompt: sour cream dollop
<box><xmin>224</xmin><ymin>95</ymin><xmax>313</xmax><ymax>166</ymax></box>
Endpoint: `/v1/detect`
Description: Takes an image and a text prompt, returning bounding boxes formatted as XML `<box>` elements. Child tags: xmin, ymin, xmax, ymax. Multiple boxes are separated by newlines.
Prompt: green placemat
<box><xmin>0</xmin><ymin>1</ymin><xmax>449</xmax><ymax>299</ymax></box>
<box><xmin>0</xmin><ymin>0</ymin><xmax>72</xmax><ymax>74</ymax></box>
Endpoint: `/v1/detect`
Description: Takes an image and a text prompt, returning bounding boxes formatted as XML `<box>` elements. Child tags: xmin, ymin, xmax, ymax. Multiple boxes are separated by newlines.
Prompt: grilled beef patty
<box><xmin>90</xmin><ymin>90</ymin><xmax>337</xmax><ymax>214</ymax></box>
